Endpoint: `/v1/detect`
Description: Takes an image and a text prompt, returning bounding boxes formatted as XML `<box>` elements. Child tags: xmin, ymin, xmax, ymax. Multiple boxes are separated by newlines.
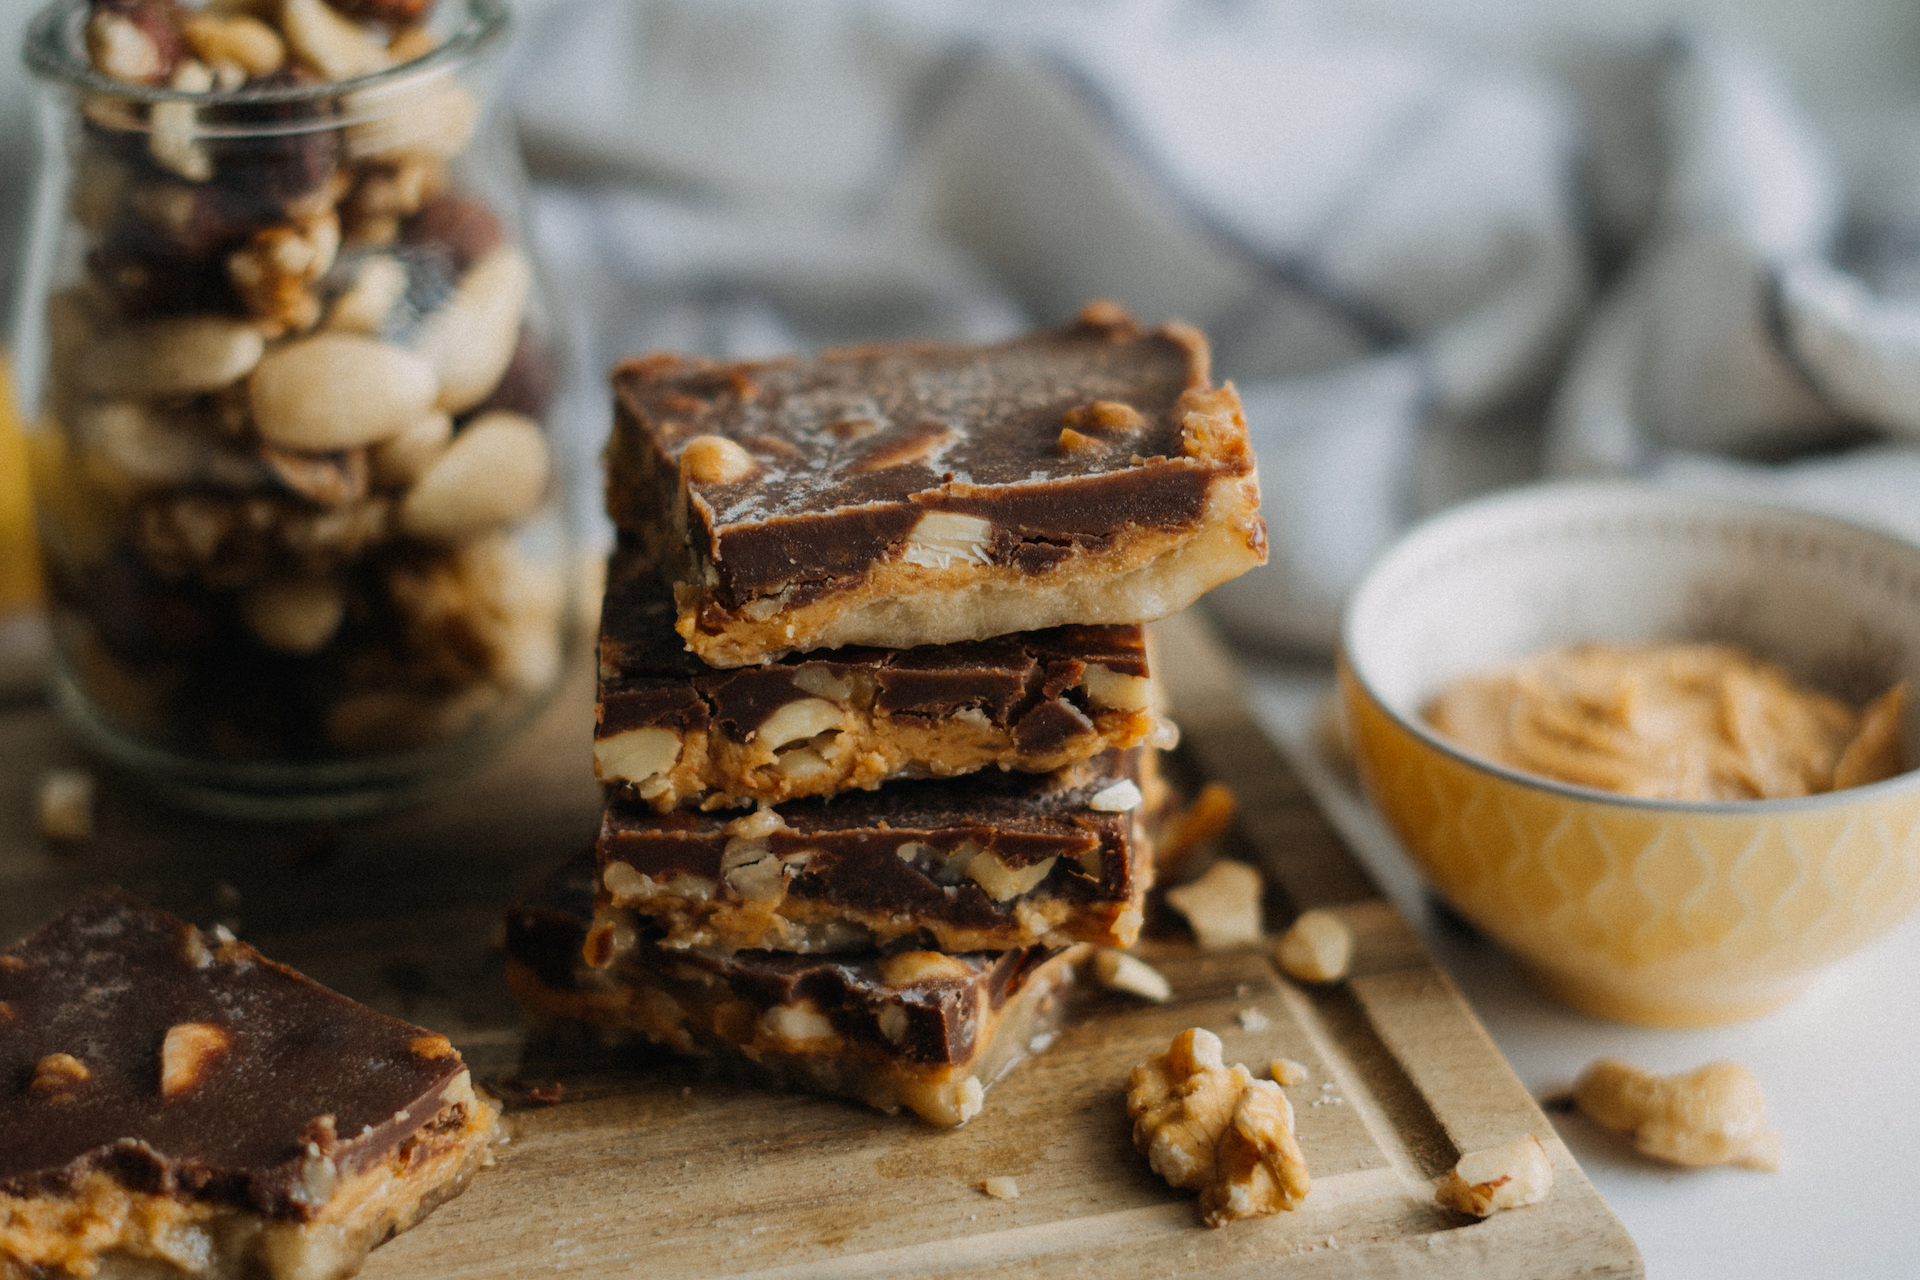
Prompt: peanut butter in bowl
<box><xmin>1423</xmin><ymin>641</ymin><xmax>1906</xmax><ymax>801</ymax></box>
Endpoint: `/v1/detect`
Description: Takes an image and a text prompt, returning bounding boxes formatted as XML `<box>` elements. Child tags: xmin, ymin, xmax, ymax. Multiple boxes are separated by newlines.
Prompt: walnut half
<box><xmin>1125</xmin><ymin>1027</ymin><xmax>1310</xmax><ymax>1227</ymax></box>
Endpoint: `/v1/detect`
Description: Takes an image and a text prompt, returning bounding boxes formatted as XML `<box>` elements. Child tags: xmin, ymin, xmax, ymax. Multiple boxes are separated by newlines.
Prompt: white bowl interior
<box><xmin>1344</xmin><ymin>483</ymin><xmax>1920</xmax><ymax>764</ymax></box>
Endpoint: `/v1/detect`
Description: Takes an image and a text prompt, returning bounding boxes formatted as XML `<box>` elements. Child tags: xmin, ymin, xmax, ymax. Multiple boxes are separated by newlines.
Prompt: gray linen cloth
<box><xmin>13</xmin><ymin>0</ymin><xmax>1920</xmax><ymax>654</ymax></box>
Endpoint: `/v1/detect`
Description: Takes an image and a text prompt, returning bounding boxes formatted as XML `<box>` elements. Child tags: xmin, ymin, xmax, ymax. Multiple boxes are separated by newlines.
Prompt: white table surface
<box><xmin>1240</xmin><ymin>656</ymin><xmax>1920</xmax><ymax>1280</ymax></box>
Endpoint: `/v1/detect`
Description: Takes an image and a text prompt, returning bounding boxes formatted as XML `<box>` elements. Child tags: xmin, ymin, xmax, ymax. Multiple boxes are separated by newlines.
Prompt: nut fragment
<box><xmin>1080</xmin><ymin>663</ymin><xmax>1152</xmax><ymax>712</ymax></box>
<box><xmin>30</xmin><ymin>1053</ymin><xmax>92</xmax><ymax>1101</ymax></box>
<box><xmin>1165</xmin><ymin>860</ymin><xmax>1263</xmax><ymax>950</ymax></box>
<box><xmin>1572</xmin><ymin>1058</ymin><xmax>1782</xmax><ymax>1171</ymax></box>
<box><xmin>181</xmin><ymin>12</ymin><xmax>284</xmax><ymax>77</ymax></box>
<box><xmin>979</xmin><ymin>1176</ymin><xmax>1020</xmax><ymax>1201</ymax></box>
<box><xmin>680</xmin><ymin>434</ymin><xmax>756</xmax><ymax>486</ymax></box>
<box><xmin>368</xmin><ymin>411</ymin><xmax>452</xmax><ymax>488</ymax></box>
<box><xmin>250</xmin><ymin>334</ymin><xmax>438</xmax><ymax>451</ymax></box>
<box><xmin>581</xmin><ymin>916</ymin><xmax>632</xmax><ymax>969</ymax></box>
<box><xmin>159</xmin><ymin>1021</ymin><xmax>232</xmax><ymax>1099</ymax></box>
<box><xmin>150</xmin><ymin>60</ymin><xmax>215</xmax><ymax>181</ymax></box>
<box><xmin>280</xmin><ymin>0</ymin><xmax>389</xmax><ymax>80</ymax></box>
<box><xmin>1089</xmin><ymin>779</ymin><xmax>1142</xmax><ymax>812</ymax></box>
<box><xmin>754</xmin><ymin>697</ymin><xmax>844</xmax><ymax>750</ymax></box>
<box><xmin>1274</xmin><ymin>910</ymin><xmax>1353</xmax><ymax>984</ymax></box>
<box><xmin>411</xmin><ymin>245</ymin><xmax>532</xmax><ymax>413</ymax></box>
<box><xmin>594</xmin><ymin>725</ymin><xmax>682</xmax><ymax>786</ymax></box>
<box><xmin>723</xmin><ymin>807</ymin><xmax>789</xmax><ymax>840</ymax></box>
<box><xmin>398</xmin><ymin>412</ymin><xmax>550</xmax><ymax>541</ymax></box>
<box><xmin>1269</xmin><ymin>1058</ymin><xmax>1309</xmax><ymax>1087</ymax></box>
<box><xmin>901</xmin><ymin>512</ymin><xmax>993</xmax><ymax>569</ymax></box>
<box><xmin>38</xmin><ymin>769</ymin><xmax>96</xmax><ymax>842</ymax></box>
<box><xmin>409</xmin><ymin>1033</ymin><xmax>455</xmax><ymax>1060</ymax></box>
<box><xmin>721</xmin><ymin>836</ymin><xmax>785</xmax><ymax>902</ymax></box>
<box><xmin>345</xmin><ymin>75</ymin><xmax>481</xmax><ymax>163</ymax></box>
<box><xmin>878</xmin><ymin>951</ymin><xmax>976</xmax><ymax>985</ymax></box>
<box><xmin>1056</xmin><ymin>427</ymin><xmax>1101</xmax><ymax>455</ymax></box>
<box><xmin>1092</xmin><ymin>949</ymin><xmax>1171</xmax><ymax>1002</ymax></box>
<box><xmin>1061</xmin><ymin>399</ymin><xmax>1146</xmax><ymax>434</ymax></box>
<box><xmin>83</xmin><ymin>318</ymin><xmax>265</xmax><ymax>399</ymax></box>
<box><xmin>261</xmin><ymin>444</ymin><xmax>367</xmax><ymax>507</ymax></box>
<box><xmin>325</xmin><ymin>254</ymin><xmax>410</xmax><ymax>333</ymax></box>
<box><xmin>85</xmin><ymin>0</ymin><xmax>187</xmax><ymax>84</ymax></box>
<box><xmin>228</xmin><ymin>212</ymin><xmax>341</xmax><ymax>335</ymax></box>
<box><xmin>967</xmin><ymin>850</ymin><xmax>1057</xmax><ymax>902</ymax></box>
<box><xmin>1126</xmin><ymin>1027</ymin><xmax>1310</xmax><ymax>1227</ymax></box>
<box><xmin>240</xmin><ymin>577</ymin><xmax>345</xmax><ymax>654</ymax></box>
<box><xmin>1436</xmin><ymin>1134</ymin><xmax>1555</xmax><ymax>1216</ymax></box>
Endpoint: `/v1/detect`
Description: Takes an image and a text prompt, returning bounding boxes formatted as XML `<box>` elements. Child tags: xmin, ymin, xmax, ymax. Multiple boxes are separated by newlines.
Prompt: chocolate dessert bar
<box><xmin>505</xmin><ymin>853</ymin><xmax>1078</xmax><ymax>1127</ymax></box>
<box><xmin>596</xmin><ymin>547</ymin><xmax>1176</xmax><ymax>810</ymax></box>
<box><xmin>607</xmin><ymin>302</ymin><xmax>1266</xmax><ymax>666</ymax></box>
<box><xmin>595</xmin><ymin>749</ymin><xmax>1156</xmax><ymax>955</ymax></box>
<box><xmin>0</xmin><ymin>890</ymin><xmax>497</xmax><ymax>1280</ymax></box>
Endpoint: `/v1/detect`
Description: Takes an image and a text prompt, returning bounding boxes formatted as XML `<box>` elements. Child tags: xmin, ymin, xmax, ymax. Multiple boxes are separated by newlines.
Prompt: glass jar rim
<box><xmin>21</xmin><ymin>0</ymin><xmax>508</xmax><ymax>106</ymax></box>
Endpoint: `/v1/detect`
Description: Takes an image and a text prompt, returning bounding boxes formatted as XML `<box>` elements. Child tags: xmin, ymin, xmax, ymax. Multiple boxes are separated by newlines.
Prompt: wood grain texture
<box><xmin>0</xmin><ymin>612</ymin><xmax>1643</xmax><ymax>1278</ymax></box>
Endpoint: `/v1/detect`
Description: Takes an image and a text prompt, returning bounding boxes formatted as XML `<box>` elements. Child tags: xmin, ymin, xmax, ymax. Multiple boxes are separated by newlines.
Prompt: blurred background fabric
<box><xmin>8</xmin><ymin>0</ymin><xmax>1920</xmax><ymax>653</ymax></box>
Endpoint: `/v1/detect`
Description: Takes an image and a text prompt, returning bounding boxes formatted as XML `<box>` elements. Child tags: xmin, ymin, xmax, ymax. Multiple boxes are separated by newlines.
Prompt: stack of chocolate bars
<box><xmin>506</xmin><ymin>303</ymin><xmax>1266</xmax><ymax>1125</ymax></box>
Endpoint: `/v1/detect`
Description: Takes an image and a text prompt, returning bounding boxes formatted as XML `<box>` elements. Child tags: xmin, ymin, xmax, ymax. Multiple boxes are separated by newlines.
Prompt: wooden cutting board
<box><xmin>0</xmin><ymin>610</ymin><xmax>1642</xmax><ymax>1279</ymax></box>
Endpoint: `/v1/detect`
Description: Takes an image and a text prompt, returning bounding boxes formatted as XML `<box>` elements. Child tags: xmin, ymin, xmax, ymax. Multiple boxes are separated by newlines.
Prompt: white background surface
<box><xmin>1241</xmin><ymin>658</ymin><xmax>1920</xmax><ymax>1280</ymax></box>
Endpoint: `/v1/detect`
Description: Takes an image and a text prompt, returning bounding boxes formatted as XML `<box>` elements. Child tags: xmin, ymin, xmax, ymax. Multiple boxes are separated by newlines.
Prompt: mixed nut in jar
<box><xmin>15</xmin><ymin>0</ymin><xmax>574</xmax><ymax>816</ymax></box>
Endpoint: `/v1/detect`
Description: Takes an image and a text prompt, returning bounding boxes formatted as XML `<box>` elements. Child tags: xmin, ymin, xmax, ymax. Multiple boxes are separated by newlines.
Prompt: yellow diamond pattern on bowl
<box><xmin>1342</xmin><ymin>664</ymin><xmax>1920</xmax><ymax>1026</ymax></box>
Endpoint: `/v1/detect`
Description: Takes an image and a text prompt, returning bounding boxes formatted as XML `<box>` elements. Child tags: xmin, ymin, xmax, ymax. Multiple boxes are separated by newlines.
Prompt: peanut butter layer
<box><xmin>596</xmin><ymin>547</ymin><xmax>1175</xmax><ymax>810</ymax></box>
<box><xmin>0</xmin><ymin>890</ymin><xmax>496</xmax><ymax>1280</ymax></box>
<box><xmin>596</xmin><ymin>749</ymin><xmax>1157</xmax><ymax>954</ymax></box>
<box><xmin>606</xmin><ymin>302</ymin><xmax>1266</xmax><ymax>666</ymax></box>
<box><xmin>505</xmin><ymin>853</ymin><xmax>1077</xmax><ymax>1127</ymax></box>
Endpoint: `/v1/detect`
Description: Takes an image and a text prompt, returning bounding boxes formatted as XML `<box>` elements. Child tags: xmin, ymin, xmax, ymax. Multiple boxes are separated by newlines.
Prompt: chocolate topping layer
<box><xmin>598</xmin><ymin>750</ymin><xmax>1150</xmax><ymax>946</ymax></box>
<box><xmin>506</xmin><ymin>852</ymin><xmax>1061</xmax><ymax>1068</ymax></box>
<box><xmin>607</xmin><ymin>306</ymin><xmax>1241</xmax><ymax>606</ymax></box>
<box><xmin>597</xmin><ymin>547</ymin><xmax>1147</xmax><ymax>750</ymax></box>
<box><xmin>0</xmin><ymin>890</ymin><xmax>469</xmax><ymax>1219</ymax></box>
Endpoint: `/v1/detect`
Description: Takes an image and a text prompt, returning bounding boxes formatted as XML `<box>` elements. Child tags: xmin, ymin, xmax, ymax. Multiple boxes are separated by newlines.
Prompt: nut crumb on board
<box><xmin>1269</xmin><ymin>1058</ymin><xmax>1309</xmax><ymax>1086</ymax></box>
<box><xmin>1235</xmin><ymin>1008</ymin><xmax>1268</xmax><ymax>1032</ymax></box>
<box><xmin>979</xmin><ymin>1176</ymin><xmax>1020</xmax><ymax>1201</ymax></box>
<box><xmin>1274</xmin><ymin>909</ymin><xmax>1352</xmax><ymax>984</ymax></box>
<box><xmin>1165</xmin><ymin>860</ymin><xmax>1263</xmax><ymax>950</ymax></box>
<box><xmin>1091</xmin><ymin>949</ymin><xmax>1171</xmax><ymax>1002</ymax></box>
<box><xmin>1572</xmin><ymin>1057</ymin><xmax>1781</xmax><ymax>1171</ymax></box>
<box><xmin>37</xmin><ymin>770</ymin><xmax>94</xmax><ymax>842</ymax></box>
<box><xmin>1435</xmin><ymin>1134</ymin><xmax>1555</xmax><ymax>1215</ymax></box>
<box><xmin>1126</xmin><ymin>1027</ymin><xmax>1309</xmax><ymax>1227</ymax></box>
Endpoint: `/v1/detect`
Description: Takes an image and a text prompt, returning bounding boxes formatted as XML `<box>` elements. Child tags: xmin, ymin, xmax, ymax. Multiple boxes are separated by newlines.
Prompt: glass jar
<box><xmin>15</xmin><ymin>0</ymin><xmax>575</xmax><ymax>819</ymax></box>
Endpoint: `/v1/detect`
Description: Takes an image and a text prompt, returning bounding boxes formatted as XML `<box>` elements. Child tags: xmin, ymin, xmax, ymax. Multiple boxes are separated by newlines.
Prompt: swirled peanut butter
<box><xmin>1424</xmin><ymin>642</ymin><xmax>1906</xmax><ymax>800</ymax></box>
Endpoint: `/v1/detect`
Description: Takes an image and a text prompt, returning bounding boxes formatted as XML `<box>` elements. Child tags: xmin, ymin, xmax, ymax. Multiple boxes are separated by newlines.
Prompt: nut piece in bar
<box><xmin>596</xmin><ymin>748</ymin><xmax>1158</xmax><ymax>955</ymax></box>
<box><xmin>595</xmin><ymin>547</ymin><xmax>1175</xmax><ymax>811</ymax></box>
<box><xmin>0</xmin><ymin>889</ymin><xmax>498</xmax><ymax>1280</ymax></box>
<box><xmin>606</xmin><ymin>302</ymin><xmax>1267</xmax><ymax>666</ymax></box>
<box><xmin>505</xmin><ymin>852</ymin><xmax>1077</xmax><ymax>1127</ymax></box>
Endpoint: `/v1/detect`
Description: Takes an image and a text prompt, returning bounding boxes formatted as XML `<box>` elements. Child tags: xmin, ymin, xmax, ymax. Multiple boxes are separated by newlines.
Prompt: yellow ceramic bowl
<box><xmin>1340</xmin><ymin>482</ymin><xmax>1920</xmax><ymax>1026</ymax></box>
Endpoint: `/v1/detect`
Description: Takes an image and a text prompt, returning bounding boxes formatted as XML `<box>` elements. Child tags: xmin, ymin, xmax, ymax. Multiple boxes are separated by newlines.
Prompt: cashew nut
<box><xmin>1572</xmin><ymin>1057</ymin><xmax>1782</xmax><ymax>1171</ymax></box>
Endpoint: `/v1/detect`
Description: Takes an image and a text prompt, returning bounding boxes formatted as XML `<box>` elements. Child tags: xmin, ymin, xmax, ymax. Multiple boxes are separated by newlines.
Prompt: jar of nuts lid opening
<box><xmin>14</xmin><ymin>0</ymin><xmax>577</xmax><ymax>818</ymax></box>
